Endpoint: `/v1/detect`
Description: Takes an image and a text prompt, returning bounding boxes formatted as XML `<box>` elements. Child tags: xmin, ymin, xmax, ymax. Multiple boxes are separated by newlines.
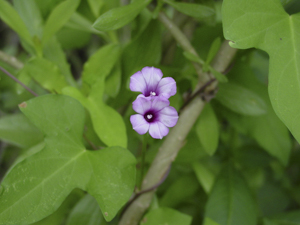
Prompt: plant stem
<box><xmin>0</xmin><ymin>51</ymin><xmax>23</xmax><ymax>70</ymax></box>
<box><xmin>0</xmin><ymin>66</ymin><xmax>38</xmax><ymax>97</ymax></box>
<box><xmin>139</xmin><ymin>134</ymin><xmax>147</xmax><ymax>190</ymax></box>
<box><xmin>118</xmin><ymin>40</ymin><xmax>237</xmax><ymax>225</ymax></box>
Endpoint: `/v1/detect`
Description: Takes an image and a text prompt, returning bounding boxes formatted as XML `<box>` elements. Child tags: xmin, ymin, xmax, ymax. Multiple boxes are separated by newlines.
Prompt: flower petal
<box><xmin>132</xmin><ymin>97</ymin><xmax>152</xmax><ymax>114</ymax></box>
<box><xmin>157</xmin><ymin>77</ymin><xmax>177</xmax><ymax>98</ymax></box>
<box><xmin>151</xmin><ymin>96</ymin><xmax>170</xmax><ymax>112</ymax></box>
<box><xmin>149</xmin><ymin>121</ymin><xmax>169</xmax><ymax>139</ymax></box>
<box><xmin>141</xmin><ymin>67</ymin><xmax>163</xmax><ymax>93</ymax></box>
<box><xmin>130</xmin><ymin>71</ymin><xmax>147</xmax><ymax>95</ymax></box>
<box><xmin>130</xmin><ymin>114</ymin><xmax>149</xmax><ymax>135</ymax></box>
<box><xmin>158</xmin><ymin>106</ymin><xmax>179</xmax><ymax>127</ymax></box>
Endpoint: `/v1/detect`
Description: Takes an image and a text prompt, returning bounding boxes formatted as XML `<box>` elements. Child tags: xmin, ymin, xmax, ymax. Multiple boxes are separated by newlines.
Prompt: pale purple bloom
<box><xmin>130</xmin><ymin>97</ymin><xmax>178</xmax><ymax>139</ymax></box>
<box><xmin>130</xmin><ymin>66</ymin><xmax>176</xmax><ymax>99</ymax></box>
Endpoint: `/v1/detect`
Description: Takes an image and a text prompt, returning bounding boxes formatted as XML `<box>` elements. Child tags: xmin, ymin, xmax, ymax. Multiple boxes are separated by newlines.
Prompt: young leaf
<box><xmin>13</xmin><ymin>0</ymin><xmax>43</xmax><ymax>38</ymax></box>
<box><xmin>42</xmin><ymin>0</ymin><xmax>80</xmax><ymax>44</ymax></box>
<box><xmin>0</xmin><ymin>113</ymin><xmax>43</xmax><ymax>148</ymax></box>
<box><xmin>87</xmin><ymin>0</ymin><xmax>104</xmax><ymax>18</ymax></box>
<box><xmin>216</xmin><ymin>82</ymin><xmax>267</xmax><ymax>116</ymax></box>
<box><xmin>62</xmin><ymin>86</ymin><xmax>127</xmax><ymax>148</ymax></box>
<box><xmin>93</xmin><ymin>0</ymin><xmax>151</xmax><ymax>31</ymax></box>
<box><xmin>0</xmin><ymin>95</ymin><xmax>136</xmax><ymax>224</ymax></box>
<box><xmin>66</xmin><ymin>194</ymin><xmax>108</xmax><ymax>225</ymax></box>
<box><xmin>82</xmin><ymin>43</ymin><xmax>121</xmax><ymax>94</ymax></box>
<box><xmin>0</xmin><ymin>0</ymin><xmax>33</xmax><ymax>46</ymax></box>
<box><xmin>23</xmin><ymin>57</ymin><xmax>69</xmax><ymax>93</ymax></box>
<box><xmin>141</xmin><ymin>207</ymin><xmax>192</xmax><ymax>225</ymax></box>
<box><xmin>43</xmin><ymin>37</ymin><xmax>77</xmax><ymax>87</ymax></box>
<box><xmin>163</xmin><ymin>0</ymin><xmax>215</xmax><ymax>21</ymax></box>
<box><xmin>205</xmin><ymin>166</ymin><xmax>257</xmax><ymax>225</ymax></box>
<box><xmin>193</xmin><ymin>162</ymin><xmax>215</xmax><ymax>194</ymax></box>
<box><xmin>222</xmin><ymin>0</ymin><xmax>300</xmax><ymax>143</ymax></box>
<box><xmin>195</xmin><ymin>103</ymin><xmax>219</xmax><ymax>156</ymax></box>
<box><xmin>205</xmin><ymin>37</ymin><xmax>221</xmax><ymax>68</ymax></box>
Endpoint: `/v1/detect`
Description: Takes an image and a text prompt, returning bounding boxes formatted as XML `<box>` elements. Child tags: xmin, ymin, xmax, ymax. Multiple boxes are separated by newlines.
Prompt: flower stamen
<box><xmin>150</xmin><ymin>91</ymin><xmax>156</xmax><ymax>96</ymax></box>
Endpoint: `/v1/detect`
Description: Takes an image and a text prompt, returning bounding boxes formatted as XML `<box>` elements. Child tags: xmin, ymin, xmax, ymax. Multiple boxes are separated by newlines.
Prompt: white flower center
<box><xmin>147</xmin><ymin>114</ymin><xmax>153</xmax><ymax>120</ymax></box>
<box><xmin>150</xmin><ymin>91</ymin><xmax>156</xmax><ymax>96</ymax></box>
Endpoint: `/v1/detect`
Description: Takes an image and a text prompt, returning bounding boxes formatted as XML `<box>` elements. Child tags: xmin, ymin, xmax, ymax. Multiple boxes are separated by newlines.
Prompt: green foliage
<box><xmin>0</xmin><ymin>0</ymin><xmax>300</xmax><ymax>224</ymax></box>
<box><xmin>0</xmin><ymin>95</ymin><xmax>135</xmax><ymax>224</ymax></box>
<box><xmin>93</xmin><ymin>0</ymin><xmax>151</xmax><ymax>31</ymax></box>
<box><xmin>205</xmin><ymin>165</ymin><xmax>257</xmax><ymax>225</ymax></box>
<box><xmin>223</xmin><ymin>0</ymin><xmax>300</xmax><ymax>143</ymax></box>
<box><xmin>141</xmin><ymin>207</ymin><xmax>192</xmax><ymax>225</ymax></box>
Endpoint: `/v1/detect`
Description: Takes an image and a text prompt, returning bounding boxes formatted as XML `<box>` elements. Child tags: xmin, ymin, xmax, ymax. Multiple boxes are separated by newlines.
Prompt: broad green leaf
<box><xmin>93</xmin><ymin>0</ymin><xmax>151</xmax><ymax>31</ymax></box>
<box><xmin>42</xmin><ymin>0</ymin><xmax>80</xmax><ymax>44</ymax></box>
<box><xmin>23</xmin><ymin>57</ymin><xmax>69</xmax><ymax>93</ymax></box>
<box><xmin>0</xmin><ymin>113</ymin><xmax>43</xmax><ymax>148</ymax></box>
<box><xmin>0</xmin><ymin>0</ymin><xmax>33</xmax><ymax>46</ymax></box>
<box><xmin>82</xmin><ymin>43</ymin><xmax>121</xmax><ymax>94</ymax></box>
<box><xmin>43</xmin><ymin>37</ymin><xmax>77</xmax><ymax>87</ymax></box>
<box><xmin>195</xmin><ymin>103</ymin><xmax>219</xmax><ymax>156</ymax></box>
<box><xmin>62</xmin><ymin>86</ymin><xmax>127</xmax><ymax>148</ymax></box>
<box><xmin>205</xmin><ymin>166</ymin><xmax>257</xmax><ymax>225</ymax></box>
<box><xmin>193</xmin><ymin>162</ymin><xmax>215</xmax><ymax>194</ymax></box>
<box><xmin>160</xmin><ymin>175</ymin><xmax>199</xmax><ymax>208</ymax></box>
<box><xmin>163</xmin><ymin>0</ymin><xmax>215</xmax><ymax>20</ymax></box>
<box><xmin>216</xmin><ymin>82</ymin><xmax>267</xmax><ymax>116</ymax></box>
<box><xmin>140</xmin><ymin>207</ymin><xmax>192</xmax><ymax>225</ymax></box>
<box><xmin>66</xmin><ymin>194</ymin><xmax>108</xmax><ymax>225</ymax></box>
<box><xmin>0</xmin><ymin>95</ymin><xmax>136</xmax><ymax>224</ymax></box>
<box><xmin>13</xmin><ymin>0</ymin><xmax>43</xmax><ymax>38</ymax></box>
<box><xmin>222</xmin><ymin>0</ymin><xmax>300</xmax><ymax>143</ymax></box>
<box><xmin>32</xmin><ymin>190</ymin><xmax>84</xmax><ymax>225</ymax></box>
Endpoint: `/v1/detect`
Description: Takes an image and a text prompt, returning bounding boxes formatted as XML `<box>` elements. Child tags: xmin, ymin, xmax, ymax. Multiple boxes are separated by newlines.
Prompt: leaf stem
<box><xmin>140</xmin><ymin>134</ymin><xmax>147</xmax><ymax>189</ymax></box>
<box><xmin>0</xmin><ymin>66</ymin><xmax>38</xmax><ymax>97</ymax></box>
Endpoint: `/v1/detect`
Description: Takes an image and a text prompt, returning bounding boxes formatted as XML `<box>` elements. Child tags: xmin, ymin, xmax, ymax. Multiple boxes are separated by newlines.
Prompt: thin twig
<box><xmin>0</xmin><ymin>51</ymin><xmax>23</xmax><ymax>70</ymax></box>
<box><xmin>0</xmin><ymin>66</ymin><xmax>38</xmax><ymax>97</ymax></box>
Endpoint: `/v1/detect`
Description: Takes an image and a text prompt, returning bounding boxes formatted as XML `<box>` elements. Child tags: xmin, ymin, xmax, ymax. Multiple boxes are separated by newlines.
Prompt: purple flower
<box><xmin>130</xmin><ymin>97</ymin><xmax>179</xmax><ymax>139</ymax></box>
<box><xmin>130</xmin><ymin>67</ymin><xmax>176</xmax><ymax>99</ymax></box>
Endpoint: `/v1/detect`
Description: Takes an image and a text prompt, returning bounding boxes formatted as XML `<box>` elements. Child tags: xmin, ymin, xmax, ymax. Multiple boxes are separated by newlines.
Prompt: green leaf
<box><xmin>105</xmin><ymin>63</ymin><xmax>121</xmax><ymax>98</ymax></box>
<box><xmin>195</xmin><ymin>103</ymin><xmax>219</xmax><ymax>156</ymax></box>
<box><xmin>43</xmin><ymin>37</ymin><xmax>77</xmax><ymax>87</ymax></box>
<box><xmin>0</xmin><ymin>113</ymin><xmax>43</xmax><ymax>148</ymax></box>
<box><xmin>42</xmin><ymin>0</ymin><xmax>80</xmax><ymax>44</ymax></box>
<box><xmin>163</xmin><ymin>0</ymin><xmax>215</xmax><ymax>20</ymax></box>
<box><xmin>13</xmin><ymin>0</ymin><xmax>43</xmax><ymax>38</ymax></box>
<box><xmin>0</xmin><ymin>95</ymin><xmax>136</xmax><ymax>224</ymax></box>
<box><xmin>205</xmin><ymin>166</ymin><xmax>257</xmax><ymax>225</ymax></box>
<box><xmin>66</xmin><ymin>194</ymin><xmax>108</xmax><ymax>225</ymax></box>
<box><xmin>0</xmin><ymin>0</ymin><xmax>33</xmax><ymax>46</ymax></box>
<box><xmin>122</xmin><ymin>19</ymin><xmax>162</xmax><ymax>77</ymax></box>
<box><xmin>193</xmin><ymin>162</ymin><xmax>215</xmax><ymax>194</ymax></box>
<box><xmin>160</xmin><ymin>175</ymin><xmax>199</xmax><ymax>208</ymax></box>
<box><xmin>216</xmin><ymin>82</ymin><xmax>267</xmax><ymax>116</ymax></box>
<box><xmin>226</xmin><ymin>61</ymin><xmax>292</xmax><ymax>165</ymax></box>
<box><xmin>210</xmin><ymin>67</ymin><xmax>228</xmax><ymax>83</ymax></box>
<box><xmin>22</xmin><ymin>57</ymin><xmax>69</xmax><ymax>93</ymax></box>
<box><xmin>87</xmin><ymin>0</ymin><xmax>104</xmax><ymax>18</ymax></box>
<box><xmin>32</xmin><ymin>190</ymin><xmax>84</xmax><ymax>225</ymax></box>
<box><xmin>222</xmin><ymin>0</ymin><xmax>300</xmax><ymax>143</ymax></box>
<box><xmin>264</xmin><ymin>210</ymin><xmax>300</xmax><ymax>225</ymax></box>
<box><xmin>82</xmin><ymin>43</ymin><xmax>121</xmax><ymax>94</ymax></box>
<box><xmin>93</xmin><ymin>0</ymin><xmax>151</xmax><ymax>31</ymax></box>
<box><xmin>141</xmin><ymin>207</ymin><xmax>192</xmax><ymax>225</ymax></box>
<box><xmin>205</xmin><ymin>37</ymin><xmax>221</xmax><ymax>68</ymax></box>
<box><xmin>204</xmin><ymin>218</ymin><xmax>221</xmax><ymax>225</ymax></box>
<box><xmin>62</xmin><ymin>86</ymin><xmax>127</xmax><ymax>148</ymax></box>
<box><xmin>183</xmin><ymin>51</ymin><xmax>205</xmax><ymax>64</ymax></box>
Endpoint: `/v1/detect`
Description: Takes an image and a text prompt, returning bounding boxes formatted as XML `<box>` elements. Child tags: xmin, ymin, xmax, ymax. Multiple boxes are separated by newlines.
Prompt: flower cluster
<box><xmin>130</xmin><ymin>67</ymin><xmax>179</xmax><ymax>139</ymax></box>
